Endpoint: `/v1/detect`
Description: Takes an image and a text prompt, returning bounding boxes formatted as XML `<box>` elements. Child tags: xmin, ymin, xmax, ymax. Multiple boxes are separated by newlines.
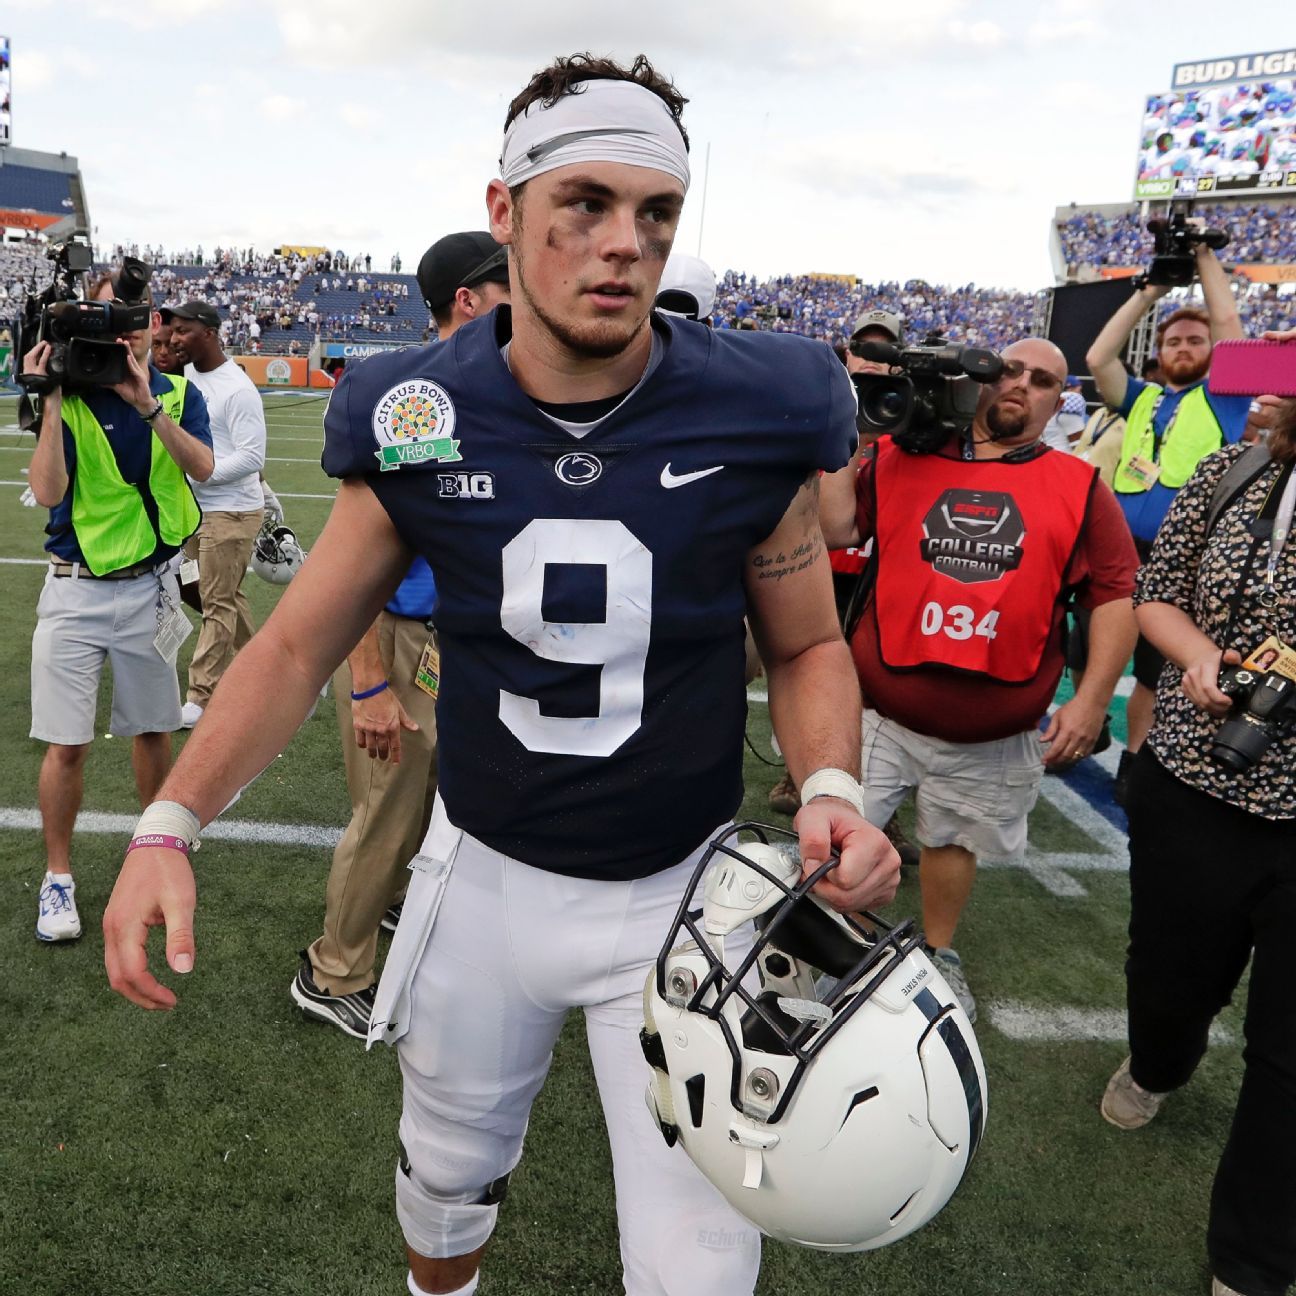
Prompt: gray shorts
<box><xmin>31</xmin><ymin>565</ymin><xmax>184</xmax><ymax>745</ymax></box>
<box><xmin>859</xmin><ymin>707</ymin><xmax>1044</xmax><ymax>863</ymax></box>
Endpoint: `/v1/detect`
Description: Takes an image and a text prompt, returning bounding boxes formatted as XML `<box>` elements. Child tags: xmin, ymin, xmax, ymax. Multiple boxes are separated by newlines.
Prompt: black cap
<box><xmin>160</xmin><ymin>300</ymin><xmax>222</xmax><ymax>329</ymax></box>
<box><xmin>417</xmin><ymin>232</ymin><xmax>509</xmax><ymax>313</ymax></box>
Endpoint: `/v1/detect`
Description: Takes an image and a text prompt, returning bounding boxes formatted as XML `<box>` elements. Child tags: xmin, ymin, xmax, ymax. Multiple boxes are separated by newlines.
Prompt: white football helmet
<box><xmin>642</xmin><ymin>822</ymin><xmax>987</xmax><ymax>1253</ymax></box>
<box><xmin>251</xmin><ymin>521</ymin><xmax>306</xmax><ymax>585</ymax></box>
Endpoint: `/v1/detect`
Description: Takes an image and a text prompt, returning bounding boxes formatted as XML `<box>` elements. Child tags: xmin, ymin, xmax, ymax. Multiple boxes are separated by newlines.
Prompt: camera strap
<box><xmin>1220</xmin><ymin>461</ymin><xmax>1294</xmax><ymax>644</ymax></box>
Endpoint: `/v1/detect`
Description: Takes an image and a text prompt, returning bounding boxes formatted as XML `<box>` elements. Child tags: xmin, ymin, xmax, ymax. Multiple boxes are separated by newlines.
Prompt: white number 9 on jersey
<box><xmin>499</xmin><ymin>519</ymin><xmax>652</xmax><ymax>757</ymax></box>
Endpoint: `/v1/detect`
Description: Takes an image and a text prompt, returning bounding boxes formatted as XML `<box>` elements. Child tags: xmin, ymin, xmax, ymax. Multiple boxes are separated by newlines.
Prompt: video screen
<box><xmin>1135</xmin><ymin>81</ymin><xmax>1296</xmax><ymax>199</ymax></box>
<box><xmin>0</xmin><ymin>36</ymin><xmax>11</xmax><ymax>147</ymax></box>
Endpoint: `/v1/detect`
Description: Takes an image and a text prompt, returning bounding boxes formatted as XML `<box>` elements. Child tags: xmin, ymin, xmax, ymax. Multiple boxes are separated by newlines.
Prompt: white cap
<box><xmin>656</xmin><ymin>253</ymin><xmax>717</xmax><ymax>321</ymax></box>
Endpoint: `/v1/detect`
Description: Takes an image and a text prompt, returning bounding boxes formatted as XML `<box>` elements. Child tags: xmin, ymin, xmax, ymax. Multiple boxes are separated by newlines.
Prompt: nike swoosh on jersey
<box><xmin>661</xmin><ymin>463</ymin><xmax>725</xmax><ymax>489</ymax></box>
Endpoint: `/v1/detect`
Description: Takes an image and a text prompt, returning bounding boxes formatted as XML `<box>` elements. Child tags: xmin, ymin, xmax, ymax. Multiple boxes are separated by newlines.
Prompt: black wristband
<box><xmin>142</xmin><ymin>401</ymin><xmax>165</xmax><ymax>423</ymax></box>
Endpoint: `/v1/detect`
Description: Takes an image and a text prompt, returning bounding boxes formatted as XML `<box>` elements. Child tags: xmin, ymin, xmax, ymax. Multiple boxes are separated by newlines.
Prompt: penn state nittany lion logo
<box><xmin>554</xmin><ymin>452</ymin><xmax>603</xmax><ymax>486</ymax></box>
<box><xmin>371</xmin><ymin>379</ymin><xmax>461</xmax><ymax>472</ymax></box>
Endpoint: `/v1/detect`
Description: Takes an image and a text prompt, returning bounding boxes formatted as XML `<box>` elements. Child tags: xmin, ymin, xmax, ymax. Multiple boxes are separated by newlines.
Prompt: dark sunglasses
<box><xmin>998</xmin><ymin>359</ymin><xmax>1064</xmax><ymax>392</ymax></box>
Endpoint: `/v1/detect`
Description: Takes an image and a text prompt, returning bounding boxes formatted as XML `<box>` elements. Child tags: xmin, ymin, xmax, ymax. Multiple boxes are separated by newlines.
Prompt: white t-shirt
<box><xmin>185</xmin><ymin>359</ymin><xmax>267</xmax><ymax>511</ymax></box>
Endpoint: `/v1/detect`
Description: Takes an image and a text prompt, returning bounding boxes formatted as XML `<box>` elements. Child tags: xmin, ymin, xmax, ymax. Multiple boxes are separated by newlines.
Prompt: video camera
<box><xmin>850</xmin><ymin>337</ymin><xmax>1004</xmax><ymax>453</ymax></box>
<box><xmin>1133</xmin><ymin>201</ymin><xmax>1229</xmax><ymax>289</ymax></box>
<box><xmin>15</xmin><ymin>239</ymin><xmax>152</xmax><ymax>395</ymax></box>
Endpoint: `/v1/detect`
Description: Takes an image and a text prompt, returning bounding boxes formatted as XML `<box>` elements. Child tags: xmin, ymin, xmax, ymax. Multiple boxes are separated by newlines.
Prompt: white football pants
<box><xmin>384</xmin><ymin>798</ymin><xmax>761</xmax><ymax>1296</ymax></box>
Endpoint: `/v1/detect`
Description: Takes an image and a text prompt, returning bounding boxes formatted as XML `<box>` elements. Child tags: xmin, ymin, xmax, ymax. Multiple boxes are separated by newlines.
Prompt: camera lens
<box><xmin>859</xmin><ymin>379</ymin><xmax>911</xmax><ymax>432</ymax></box>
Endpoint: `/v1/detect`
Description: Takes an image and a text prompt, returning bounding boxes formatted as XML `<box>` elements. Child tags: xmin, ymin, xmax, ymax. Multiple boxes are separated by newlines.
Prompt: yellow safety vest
<box><xmin>60</xmin><ymin>376</ymin><xmax>202</xmax><ymax>575</ymax></box>
<box><xmin>1113</xmin><ymin>383</ymin><xmax>1223</xmax><ymax>495</ymax></box>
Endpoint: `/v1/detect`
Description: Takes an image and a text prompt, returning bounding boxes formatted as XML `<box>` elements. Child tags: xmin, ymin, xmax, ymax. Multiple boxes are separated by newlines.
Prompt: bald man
<box><xmin>820</xmin><ymin>337</ymin><xmax>1139</xmax><ymax>1020</ymax></box>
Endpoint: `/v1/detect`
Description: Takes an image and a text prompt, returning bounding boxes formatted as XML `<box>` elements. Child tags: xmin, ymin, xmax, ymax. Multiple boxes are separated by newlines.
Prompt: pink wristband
<box><xmin>126</xmin><ymin>833</ymin><xmax>191</xmax><ymax>857</ymax></box>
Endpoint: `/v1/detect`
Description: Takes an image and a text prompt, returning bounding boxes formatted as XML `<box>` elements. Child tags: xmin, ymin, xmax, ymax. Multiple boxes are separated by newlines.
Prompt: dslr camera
<box><xmin>1210</xmin><ymin>664</ymin><xmax>1296</xmax><ymax>771</ymax></box>
<box><xmin>16</xmin><ymin>239</ymin><xmax>152</xmax><ymax>394</ymax></box>
<box><xmin>1133</xmin><ymin>202</ymin><xmax>1229</xmax><ymax>289</ymax></box>
<box><xmin>850</xmin><ymin>336</ymin><xmax>1005</xmax><ymax>453</ymax></box>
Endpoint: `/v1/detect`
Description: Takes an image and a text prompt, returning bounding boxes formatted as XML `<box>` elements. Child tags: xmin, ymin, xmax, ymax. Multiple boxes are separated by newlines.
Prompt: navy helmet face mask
<box><xmin>641</xmin><ymin>821</ymin><xmax>988</xmax><ymax>1252</ymax></box>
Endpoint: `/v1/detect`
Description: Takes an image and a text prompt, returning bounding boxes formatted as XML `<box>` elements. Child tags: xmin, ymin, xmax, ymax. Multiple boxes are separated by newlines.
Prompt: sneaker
<box><xmin>1212</xmin><ymin>1278</ymin><xmax>1246</xmax><ymax>1296</ymax></box>
<box><xmin>884</xmin><ymin>815</ymin><xmax>921</xmax><ymax>868</ymax></box>
<box><xmin>380</xmin><ymin>901</ymin><xmax>403</xmax><ymax>934</ymax></box>
<box><xmin>180</xmin><ymin>701</ymin><xmax>204</xmax><ymax>729</ymax></box>
<box><xmin>927</xmin><ymin>945</ymin><xmax>977</xmax><ymax>1023</ymax></box>
<box><xmin>768</xmin><ymin>772</ymin><xmax>800</xmax><ymax>816</ymax></box>
<box><xmin>1101</xmin><ymin>1055</ymin><xmax>1168</xmax><ymax>1130</ymax></box>
<box><xmin>289</xmin><ymin>954</ymin><xmax>375</xmax><ymax>1040</ymax></box>
<box><xmin>36</xmin><ymin>872</ymin><xmax>81</xmax><ymax>942</ymax></box>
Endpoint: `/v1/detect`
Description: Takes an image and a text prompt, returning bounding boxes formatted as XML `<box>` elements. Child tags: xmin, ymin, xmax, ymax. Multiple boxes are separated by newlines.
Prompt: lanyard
<box><xmin>1262</xmin><ymin>469</ymin><xmax>1296</xmax><ymax>608</ymax></box>
<box><xmin>1147</xmin><ymin>389</ymin><xmax>1183</xmax><ymax>465</ymax></box>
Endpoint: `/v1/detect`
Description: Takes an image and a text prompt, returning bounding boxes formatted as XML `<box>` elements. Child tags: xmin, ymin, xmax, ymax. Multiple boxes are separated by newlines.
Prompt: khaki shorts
<box><xmin>859</xmin><ymin>707</ymin><xmax>1044</xmax><ymax>863</ymax></box>
<box><xmin>30</xmin><ymin>566</ymin><xmax>183</xmax><ymax>745</ymax></box>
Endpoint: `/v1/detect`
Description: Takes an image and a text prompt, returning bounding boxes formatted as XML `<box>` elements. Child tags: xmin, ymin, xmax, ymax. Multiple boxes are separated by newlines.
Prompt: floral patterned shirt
<box><xmin>1136</xmin><ymin>443</ymin><xmax>1296</xmax><ymax>820</ymax></box>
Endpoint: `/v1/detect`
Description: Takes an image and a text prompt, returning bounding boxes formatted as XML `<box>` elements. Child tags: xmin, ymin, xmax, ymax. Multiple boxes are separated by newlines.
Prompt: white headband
<box><xmin>499</xmin><ymin>79</ymin><xmax>690</xmax><ymax>192</ymax></box>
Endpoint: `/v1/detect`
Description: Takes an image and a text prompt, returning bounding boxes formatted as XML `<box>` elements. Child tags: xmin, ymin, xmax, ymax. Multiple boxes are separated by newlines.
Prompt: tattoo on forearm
<box><xmin>751</xmin><ymin>476</ymin><xmax>825</xmax><ymax>582</ymax></box>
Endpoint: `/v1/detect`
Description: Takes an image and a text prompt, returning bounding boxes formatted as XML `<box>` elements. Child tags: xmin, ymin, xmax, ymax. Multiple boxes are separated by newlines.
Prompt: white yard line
<box><xmin>0</xmin><ymin>805</ymin><xmax>342</xmax><ymax>849</ymax></box>
<box><xmin>987</xmin><ymin>999</ymin><xmax>1233</xmax><ymax>1045</ymax></box>
<box><xmin>264</xmin><ymin>456</ymin><xmax>323</xmax><ymax>464</ymax></box>
<box><xmin>0</xmin><ymin>557</ymin><xmax>47</xmax><ymax>565</ymax></box>
<box><xmin>277</xmin><ymin>492</ymin><xmax>335</xmax><ymax>500</ymax></box>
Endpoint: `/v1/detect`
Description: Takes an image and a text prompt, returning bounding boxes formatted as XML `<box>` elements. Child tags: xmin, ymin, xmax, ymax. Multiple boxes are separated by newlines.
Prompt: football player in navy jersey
<box><xmin>104</xmin><ymin>53</ymin><xmax>899</xmax><ymax>1296</ymax></box>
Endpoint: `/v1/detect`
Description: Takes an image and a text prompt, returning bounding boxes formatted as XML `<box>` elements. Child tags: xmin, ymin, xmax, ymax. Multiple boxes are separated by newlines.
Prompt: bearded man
<box><xmin>820</xmin><ymin>337</ymin><xmax>1139</xmax><ymax>1022</ymax></box>
<box><xmin>1085</xmin><ymin>244</ymin><xmax>1248</xmax><ymax>802</ymax></box>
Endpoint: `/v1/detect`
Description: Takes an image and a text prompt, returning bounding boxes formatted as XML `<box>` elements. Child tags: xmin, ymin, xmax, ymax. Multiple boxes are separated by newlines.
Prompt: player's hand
<box><xmin>794</xmin><ymin>797</ymin><xmax>899</xmax><ymax>913</ymax></box>
<box><xmin>1041</xmin><ymin>695</ymin><xmax>1107</xmax><ymax>768</ymax></box>
<box><xmin>352</xmin><ymin>687</ymin><xmax>418</xmax><ymax>763</ymax></box>
<box><xmin>103</xmin><ymin>847</ymin><xmax>197</xmax><ymax>1010</ymax></box>
<box><xmin>1183</xmin><ymin>647</ymin><xmax>1241</xmax><ymax>717</ymax></box>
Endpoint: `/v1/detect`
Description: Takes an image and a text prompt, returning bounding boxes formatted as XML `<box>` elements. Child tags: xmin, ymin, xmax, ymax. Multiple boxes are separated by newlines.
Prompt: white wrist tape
<box><xmin>133</xmin><ymin>800</ymin><xmax>201</xmax><ymax>849</ymax></box>
<box><xmin>799</xmin><ymin>768</ymin><xmax>865</xmax><ymax>817</ymax></box>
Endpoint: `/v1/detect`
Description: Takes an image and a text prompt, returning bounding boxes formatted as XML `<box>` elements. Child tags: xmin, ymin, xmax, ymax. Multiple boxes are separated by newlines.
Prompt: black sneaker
<box><xmin>289</xmin><ymin>953</ymin><xmax>375</xmax><ymax>1040</ymax></box>
<box><xmin>380</xmin><ymin>901</ymin><xmax>403</xmax><ymax>934</ymax></box>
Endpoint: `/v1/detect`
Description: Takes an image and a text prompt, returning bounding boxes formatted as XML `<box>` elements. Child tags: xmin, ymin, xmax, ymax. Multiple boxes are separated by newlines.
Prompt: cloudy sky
<box><xmin>5</xmin><ymin>0</ymin><xmax>1294</xmax><ymax>289</ymax></box>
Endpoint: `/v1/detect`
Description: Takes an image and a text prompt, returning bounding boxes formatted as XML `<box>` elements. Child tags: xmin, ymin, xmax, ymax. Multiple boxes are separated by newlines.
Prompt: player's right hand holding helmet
<box><xmin>642</xmin><ymin>823</ymin><xmax>987</xmax><ymax>1252</ymax></box>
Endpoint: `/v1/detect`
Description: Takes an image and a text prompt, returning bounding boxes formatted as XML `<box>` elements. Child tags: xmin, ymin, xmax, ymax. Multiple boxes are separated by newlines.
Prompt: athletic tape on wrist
<box><xmin>799</xmin><ymin>768</ymin><xmax>865</xmax><ymax>817</ymax></box>
<box><xmin>132</xmin><ymin>800</ymin><xmax>201</xmax><ymax>850</ymax></box>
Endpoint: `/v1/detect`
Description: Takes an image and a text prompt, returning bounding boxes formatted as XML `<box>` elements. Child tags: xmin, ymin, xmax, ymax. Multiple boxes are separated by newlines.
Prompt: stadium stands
<box><xmin>1056</xmin><ymin>199</ymin><xmax>1296</xmax><ymax>272</ymax></box>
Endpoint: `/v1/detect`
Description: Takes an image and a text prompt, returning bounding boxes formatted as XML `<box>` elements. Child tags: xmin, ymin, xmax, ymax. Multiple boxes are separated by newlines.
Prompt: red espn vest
<box><xmin>871</xmin><ymin>438</ymin><xmax>1097</xmax><ymax>683</ymax></box>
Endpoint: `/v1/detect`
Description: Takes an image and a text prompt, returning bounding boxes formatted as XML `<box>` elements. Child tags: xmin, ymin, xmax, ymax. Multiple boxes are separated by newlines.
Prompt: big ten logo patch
<box><xmin>437</xmin><ymin>471</ymin><xmax>495</xmax><ymax>500</ymax></box>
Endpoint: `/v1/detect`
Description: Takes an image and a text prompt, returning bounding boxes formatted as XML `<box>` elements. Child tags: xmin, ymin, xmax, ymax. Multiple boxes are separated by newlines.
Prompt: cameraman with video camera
<box><xmin>821</xmin><ymin>336</ymin><xmax>1138</xmax><ymax>1021</ymax></box>
<box><xmin>1100</xmin><ymin>328</ymin><xmax>1296</xmax><ymax>1296</ymax></box>
<box><xmin>1086</xmin><ymin>222</ymin><xmax>1249</xmax><ymax>802</ymax></box>
<box><xmin>22</xmin><ymin>253</ymin><xmax>213</xmax><ymax>943</ymax></box>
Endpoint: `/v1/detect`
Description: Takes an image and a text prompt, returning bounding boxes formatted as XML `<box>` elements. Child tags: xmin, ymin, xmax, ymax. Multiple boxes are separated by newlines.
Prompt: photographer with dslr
<box><xmin>1101</xmin><ymin>329</ymin><xmax>1296</xmax><ymax>1296</ymax></box>
<box><xmin>1086</xmin><ymin>225</ymin><xmax>1249</xmax><ymax>801</ymax></box>
<box><xmin>821</xmin><ymin>337</ymin><xmax>1138</xmax><ymax>1020</ymax></box>
<box><xmin>23</xmin><ymin>261</ymin><xmax>213</xmax><ymax>943</ymax></box>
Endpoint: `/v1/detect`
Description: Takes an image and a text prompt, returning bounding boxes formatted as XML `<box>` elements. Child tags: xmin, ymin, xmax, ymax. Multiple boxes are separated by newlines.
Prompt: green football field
<box><xmin>0</xmin><ymin>391</ymin><xmax>1243</xmax><ymax>1296</ymax></box>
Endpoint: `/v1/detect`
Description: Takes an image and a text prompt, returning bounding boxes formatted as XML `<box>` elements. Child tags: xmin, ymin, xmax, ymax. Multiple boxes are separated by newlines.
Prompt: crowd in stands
<box><xmin>1057</xmin><ymin>200</ymin><xmax>1296</xmax><ymax>271</ymax></box>
<box><xmin>712</xmin><ymin>274</ymin><xmax>1046</xmax><ymax>350</ymax></box>
<box><xmin>108</xmin><ymin>244</ymin><xmax>404</xmax><ymax>274</ymax></box>
<box><xmin>2</xmin><ymin>232</ymin><xmax>1290</xmax><ymax>357</ymax></box>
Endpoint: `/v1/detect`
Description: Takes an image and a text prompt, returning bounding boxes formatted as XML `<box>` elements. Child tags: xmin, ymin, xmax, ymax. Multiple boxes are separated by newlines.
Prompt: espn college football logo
<box><xmin>919</xmin><ymin>490</ymin><xmax>1025</xmax><ymax>585</ymax></box>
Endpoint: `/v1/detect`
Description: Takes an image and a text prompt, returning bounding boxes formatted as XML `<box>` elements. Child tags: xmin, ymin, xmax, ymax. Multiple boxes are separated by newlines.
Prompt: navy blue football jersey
<box><xmin>323</xmin><ymin>309</ymin><xmax>855</xmax><ymax>879</ymax></box>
